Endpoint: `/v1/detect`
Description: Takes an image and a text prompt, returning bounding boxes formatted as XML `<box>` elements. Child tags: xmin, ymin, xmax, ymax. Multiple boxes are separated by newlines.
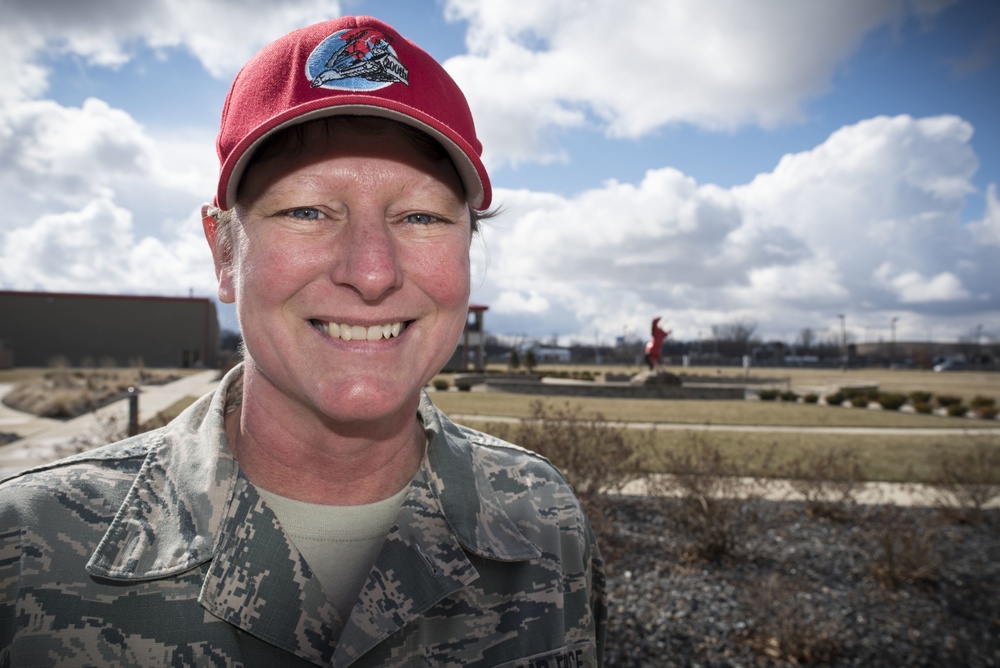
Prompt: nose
<box><xmin>330</xmin><ymin>215</ymin><xmax>403</xmax><ymax>301</ymax></box>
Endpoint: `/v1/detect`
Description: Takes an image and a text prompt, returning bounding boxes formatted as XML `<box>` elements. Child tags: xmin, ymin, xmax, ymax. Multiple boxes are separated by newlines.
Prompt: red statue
<box><xmin>644</xmin><ymin>317</ymin><xmax>671</xmax><ymax>369</ymax></box>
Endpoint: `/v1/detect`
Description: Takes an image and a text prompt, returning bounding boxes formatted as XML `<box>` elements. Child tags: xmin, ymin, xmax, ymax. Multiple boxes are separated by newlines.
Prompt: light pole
<box><xmin>838</xmin><ymin>314</ymin><xmax>846</xmax><ymax>368</ymax></box>
<box><xmin>890</xmin><ymin>317</ymin><xmax>899</xmax><ymax>368</ymax></box>
<box><xmin>977</xmin><ymin>323</ymin><xmax>983</xmax><ymax>368</ymax></box>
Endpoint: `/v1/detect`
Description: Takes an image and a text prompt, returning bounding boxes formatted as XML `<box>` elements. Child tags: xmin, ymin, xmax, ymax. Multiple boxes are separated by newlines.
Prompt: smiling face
<box><xmin>207</xmin><ymin>118</ymin><xmax>472</xmax><ymax>428</ymax></box>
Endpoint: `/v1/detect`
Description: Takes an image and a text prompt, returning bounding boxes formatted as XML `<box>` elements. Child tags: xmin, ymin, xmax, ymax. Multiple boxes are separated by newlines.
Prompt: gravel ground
<box><xmin>600</xmin><ymin>496</ymin><xmax>1000</xmax><ymax>667</ymax></box>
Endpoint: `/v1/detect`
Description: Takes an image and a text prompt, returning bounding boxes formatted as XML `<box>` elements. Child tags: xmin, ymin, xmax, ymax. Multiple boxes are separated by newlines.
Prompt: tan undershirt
<box><xmin>257</xmin><ymin>485</ymin><xmax>408</xmax><ymax>622</ymax></box>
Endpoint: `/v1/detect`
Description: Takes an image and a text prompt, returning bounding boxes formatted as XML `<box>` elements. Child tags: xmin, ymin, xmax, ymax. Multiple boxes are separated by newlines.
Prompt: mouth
<box><xmin>310</xmin><ymin>319</ymin><xmax>410</xmax><ymax>341</ymax></box>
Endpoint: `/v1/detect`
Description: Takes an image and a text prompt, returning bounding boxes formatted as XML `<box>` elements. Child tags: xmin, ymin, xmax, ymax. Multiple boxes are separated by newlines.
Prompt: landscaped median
<box><xmin>446</xmin><ymin>397</ymin><xmax>999</xmax><ymax>666</ymax></box>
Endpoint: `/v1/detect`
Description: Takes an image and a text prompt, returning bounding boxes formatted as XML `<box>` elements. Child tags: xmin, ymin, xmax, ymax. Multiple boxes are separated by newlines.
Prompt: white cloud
<box><xmin>0</xmin><ymin>99</ymin><xmax>156</xmax><ymax>206</ymax></box>
<box><xmin>0</xmin><ymin>192</ymin><xmax>215</xmax><ymax>296</ymax></box>
<box><xmin>477</xmin><ymin>114</ymin><xmax>998</xmax><ymax>341</ymax></box>
<box><xmin>874</xmin><ymin>265</ymin><xmax>970</xmax><ymax>302</ymax></box>
<box><xmin>443</xmin><ymin>0</ymin><xmax>947</xmax><ymax>167</ymax></box>
<box><xmin>493</xmin><ymin>291</ymin><xmax>551</xmax><ymax>315</ymax></box>
<box><xmin>0</xmin><ymin>0</ymin><xmax>319</xmax><ymax>302</ymax></box>
<box><xmin>968</xmin><ymin>184</ymin><xmax>1000</xmax><ymax>247</ymax></box>
<box><xmin>0</xmin><ymin>0</ymin><xmax>340</xmax><ymax>102</ymax></box>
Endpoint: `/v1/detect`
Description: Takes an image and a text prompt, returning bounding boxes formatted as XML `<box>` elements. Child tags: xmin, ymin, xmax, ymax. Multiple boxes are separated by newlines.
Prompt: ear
<box><xmin>202</xmin><ymin>205</ymin><xmax>236</xmax><ymax>304</ymax></box>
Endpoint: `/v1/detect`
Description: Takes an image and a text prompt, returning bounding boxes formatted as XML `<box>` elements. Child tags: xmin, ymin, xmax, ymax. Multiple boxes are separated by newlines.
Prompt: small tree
<box><xmin>523</xmin><ymin>348</ymin><xmax>537</xmax><ymax>372</ymax></box>
<box><xmin>508</xmin><ymin>347</ymin><xmax>520</xmax><ymax>370</ymax></box>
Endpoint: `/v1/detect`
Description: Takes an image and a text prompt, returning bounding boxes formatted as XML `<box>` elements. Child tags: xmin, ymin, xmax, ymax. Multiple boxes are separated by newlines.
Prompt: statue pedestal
<box><xmin>629</xmin><ymin>369</ymin><xmax>682</xmax><ymax>387</ymax></box>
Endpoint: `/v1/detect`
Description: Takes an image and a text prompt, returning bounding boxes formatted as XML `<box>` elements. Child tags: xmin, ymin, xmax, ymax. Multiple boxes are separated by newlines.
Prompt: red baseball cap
<box><xmin>215</xmin><ymin>16</ymin><xmax>491</xmax><ymax>211</ymax></box>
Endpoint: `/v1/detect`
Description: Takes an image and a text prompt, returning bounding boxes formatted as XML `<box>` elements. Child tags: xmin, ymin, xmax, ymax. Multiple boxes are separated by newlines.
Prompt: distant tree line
<box><xmin>483</xmin><ymin>321</ymin><xmax>998</xmax><ymax>370</ymax></box>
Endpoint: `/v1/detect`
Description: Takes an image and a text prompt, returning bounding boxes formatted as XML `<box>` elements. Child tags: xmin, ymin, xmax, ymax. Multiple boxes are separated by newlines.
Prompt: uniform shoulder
<box><xmin>0</xmin><ymin>432</ymin><xmax>155</xmax><ymax>511</ymax></box>
<box><xmin>451</xmin><ymin>422</ymin><xmax>582</xmax><ymax>499</ymax></box>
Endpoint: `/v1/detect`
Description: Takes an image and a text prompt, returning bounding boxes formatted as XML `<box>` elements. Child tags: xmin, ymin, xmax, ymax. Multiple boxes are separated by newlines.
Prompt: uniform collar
<box><xmin>87</xmin><ymin>364</ymin><xmax>539</xmax><ymax>581</ymax></box>
<box><xmin>417</xmin><ymin>392</ymin><xmax>540</xmax><ymax>561</ymax></box>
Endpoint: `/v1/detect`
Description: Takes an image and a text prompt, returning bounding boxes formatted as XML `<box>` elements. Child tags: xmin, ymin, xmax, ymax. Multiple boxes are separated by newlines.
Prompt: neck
<box><xmin>227</xmin><ymin>367</ymin><xmax>426</xmax><ymax>505</ymax></box>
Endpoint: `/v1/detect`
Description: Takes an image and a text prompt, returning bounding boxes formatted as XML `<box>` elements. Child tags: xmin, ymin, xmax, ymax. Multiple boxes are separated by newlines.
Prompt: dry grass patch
<box><xmin>458</xmin><ymin>418</ymin><xmax>1000</xmax><ymax>484</ymax></box>
<box><xmin>2</xmin><ymin>368</ymin><xmax>186</xmax><ymax>419</ymax></box>
<box><xmin>433</xmin><ymin>392</ymin><xmax>993</xmax><ymax>429</ymax></box>
<box><xmin>741</xmin><ymin>574</ymin><xmax>847</xmax><ymax>665</ymax></box>
<box><xmin>927</xmin><ymin>440</ymin><xmax>1000</xmax><ymax>522</ymax></box>
<box><xmin>647</xmin><ymin>435</ymin><xmax>769</xmax><ymax>562</ymax></box>
<box><xmin>781</xmin><ymin>447</ymin><xmax>866</xmax><ymax>519</ymax></box>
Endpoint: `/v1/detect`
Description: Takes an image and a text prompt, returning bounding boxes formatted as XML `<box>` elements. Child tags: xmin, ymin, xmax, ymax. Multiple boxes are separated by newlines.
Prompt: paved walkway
<box><xmin>447</xmin><ymin>413</ymin><xmax>1000</xmax><ymax>436</ymax></box>
<box><xmin>0</xmin><ymin>370</ymin><xmax>219</xmax><ymax>480</ymax></box>
<box><xmin>613</xmin><ymin>475</ymin><xmax>989</xmax><ymax>508</ymax></box>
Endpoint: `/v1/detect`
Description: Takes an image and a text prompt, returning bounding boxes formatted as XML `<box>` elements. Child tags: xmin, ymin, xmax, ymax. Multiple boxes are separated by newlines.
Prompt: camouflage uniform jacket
<box><xmin>0</xmin><ymin>366</ymin><xmax>606</xmax><ymax>667</ymax></box>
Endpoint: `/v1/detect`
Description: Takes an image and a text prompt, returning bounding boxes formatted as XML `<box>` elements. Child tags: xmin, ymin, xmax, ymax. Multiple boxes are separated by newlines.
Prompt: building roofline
<box><xmin>0</xmin><ymin>289</ymin><xmax>215</xmax><ymax>305</ymax></box>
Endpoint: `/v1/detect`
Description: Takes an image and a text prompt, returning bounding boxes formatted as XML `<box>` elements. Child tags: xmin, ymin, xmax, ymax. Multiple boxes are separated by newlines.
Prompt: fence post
<box><xmin>127</xmin><ymin>386</ymin><xmax>140</xmax><ymax>437</ymax></box>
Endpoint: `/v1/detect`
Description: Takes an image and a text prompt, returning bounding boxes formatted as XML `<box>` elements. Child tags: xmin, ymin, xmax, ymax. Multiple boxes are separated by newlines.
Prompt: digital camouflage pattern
<box><xmin>0</xmin><ymin>365</ymin><xmax>606</xmax><ymax>666</ymax></box>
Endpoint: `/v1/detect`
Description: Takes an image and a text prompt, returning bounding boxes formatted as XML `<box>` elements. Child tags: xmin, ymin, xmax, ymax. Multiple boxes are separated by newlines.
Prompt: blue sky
<box><xmin>1</xmin><ymin>0</ymin><xmax>998</xmax><ymax>348</ymax></box>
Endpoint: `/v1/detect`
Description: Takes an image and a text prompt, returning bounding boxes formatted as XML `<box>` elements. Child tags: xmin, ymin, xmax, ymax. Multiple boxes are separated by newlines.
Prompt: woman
<box><xmin>1</xmin><ymin>15</ymin><xmax>606</xmax><ymax>667</ymax></box>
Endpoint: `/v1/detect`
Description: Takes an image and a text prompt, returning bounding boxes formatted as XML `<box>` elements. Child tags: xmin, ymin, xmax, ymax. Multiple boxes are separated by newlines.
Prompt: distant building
<box><xmin>444</xmin><ymin>304</ymin><xmax>489</xmax><ymax>371</ymax></box>
<box><xmin>0</xmin><ymin>290</ymin><xmax>219</xmax><ymax>368</ymax></box>
<box><xmin>518</xmin><ymin>342</ymin><xmax>572</xmax><ymax>364</ymax></box>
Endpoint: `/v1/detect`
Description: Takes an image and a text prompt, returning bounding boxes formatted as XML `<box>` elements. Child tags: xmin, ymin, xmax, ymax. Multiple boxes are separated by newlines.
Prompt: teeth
<box><xmin>313</xmin><ymin>320</ymin><xmax>405</xmax><ymax>341</ymax></box>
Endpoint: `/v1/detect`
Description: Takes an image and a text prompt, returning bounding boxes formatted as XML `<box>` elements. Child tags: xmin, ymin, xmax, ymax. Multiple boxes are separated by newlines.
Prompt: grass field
<box><xmin>470</xmin><ymin>362</ymin><xmax>1000</xmax><ymax>400</ymax></box>
<box><xmin>432</xmin><ymin>364</ymin><xmax>1000</xmax><ymax>484</ymax></box>
<box><xmin>431</xmin><ymin>392</ymin><xmax>997</xmax><ymax>428</ymax></box>
<box><xmin>4</xmin><ymin>364</ymin><xmax>997</xmax><ymax>484</ymax></box>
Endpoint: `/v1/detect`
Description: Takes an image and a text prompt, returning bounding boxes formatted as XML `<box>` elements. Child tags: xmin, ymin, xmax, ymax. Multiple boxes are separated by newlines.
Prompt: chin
<box><xmin>315</xmin><ymin>378</ymin><xmax>420</xmax><ymax>423</ymax></box>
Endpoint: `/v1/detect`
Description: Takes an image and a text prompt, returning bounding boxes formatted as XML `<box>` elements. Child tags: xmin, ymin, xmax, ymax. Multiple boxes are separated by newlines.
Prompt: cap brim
<box><xmin>219</xmin><ymin>101</ymin><xmax>488</xmax><ymax>211</ymax></box>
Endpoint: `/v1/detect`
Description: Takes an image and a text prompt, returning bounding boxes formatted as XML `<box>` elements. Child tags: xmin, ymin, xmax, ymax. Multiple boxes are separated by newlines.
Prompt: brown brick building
<box><xmin>0</xmin><ymin>291</ymin><xmax>219</xmax><ymax>369</ymax></box>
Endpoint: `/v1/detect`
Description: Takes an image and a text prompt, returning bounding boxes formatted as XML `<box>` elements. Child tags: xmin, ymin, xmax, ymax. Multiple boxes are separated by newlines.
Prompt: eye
<box><xmin>404</xmin><ymin>212</ymin><xmax>437</xmax><ymax>225</ymax></box>
<box><xmin>286</xmin><ymin>207</ymin><xmax>322</xmax><ymax>220</ymax></box>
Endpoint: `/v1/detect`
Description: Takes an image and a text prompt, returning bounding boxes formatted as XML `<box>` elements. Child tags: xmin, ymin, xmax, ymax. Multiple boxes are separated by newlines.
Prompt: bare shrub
<box><xmin>499</xmin><ymin>401</ymin><xmax>649</xmax><ymax>539</ymax></box>
<box><xmin>647</xmin><ymin>434</ymin><xmax>763</xmax><ymax>562</ymax></box>
<box><xmin>2</xmin><ymin>368</ymin><xmax>182</xmax><ymax>419</ymax></box>
<box><xmin>914</xmin><ymin>401</ymin><xmax>934</xmax><ymax>414</ymax></box>
<box><xmin>927</xmin><ymin>441</ymin><xmax>1000</xmax><ymax>523</ymax></box>
<box><xmin>802</xmin><ymin>393</ymin><xmax>819</xmax><ymax>404</ymax></box>
<box><xmin>849</xmin><ymin>394</ymin><xmax>870</xmax><ymax>408</ymax></box>
<box><xmin>868</xmin><ymin>508</ymin><xmax>942</xmax><ymax>591</ymax></box>
<box><xmin>742</xmin><ymin>574</ymin><xmax>846</xmax><ymax>665</ymax></box>
<box><xmin>935</xmin><ymin>394</ymin><xmax>962</xmax><ymax>408</ymax></box>
<box><xmin>46</xmin><ymin>389</ymin><xmax>94</xmax><ymax>418</ymax></box>
<box><xmin>68</xmin><ymin>407</ymin><xmax>129</xmax><ymax>453</ymax></box>
<box><xmin>910</xmin><ymin>390</ymin><xmax>933</xmax><ymax>404</ymax></box>
<box><xmin>824</xmin><ymin>391</ymin><xmax>845</xmax><ymax>406</ymax></box>
<box><xmin>877</xmin><ymin>392</ymin><xmax>908</xmax><ymax>411</ymax></box>
<box><xmin>783</xmin><ymin>447</ymin><xmax>865</xmax><ymax>520</ymax></box>
<box><xmin>946</xmin><ymin>403</ymin><xmax>968</xmax><ymax>417</ymax></box>
<box><xmin>48</xmin><ymin>355</ymin><xmax>70</xmax><ymax>369</ymax></box>
<box><xmin>970</xmin><ymin>395</ymin><xmax>996</xmax><ymax>409</ymax></box>
<box><xmin>431</xmin><ymin>378</ymin><xmax>449</xmax><ymax>391</ymax></box>
<box><xmin>780</xmin><ymin>390</ymin><xmax>798</xmax><ymax>402</ymax></box>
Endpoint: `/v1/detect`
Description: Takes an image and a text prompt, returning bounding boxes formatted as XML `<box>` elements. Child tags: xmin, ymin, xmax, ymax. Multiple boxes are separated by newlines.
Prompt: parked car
<box><xmin>933</xmin><ymin>359</ymin><xmax>965</xmax><ymax>372</ymax></box>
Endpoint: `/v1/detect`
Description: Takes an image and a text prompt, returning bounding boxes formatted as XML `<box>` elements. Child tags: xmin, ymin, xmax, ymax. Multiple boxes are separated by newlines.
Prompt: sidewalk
<box><xmin>613</xmin><ymin>475</ymin><xmax>984</xmax><ymax>508</ymax></box>
<box><xmin>0</xmin><ymin>370</ymin><xmax>220</xmax><ymax>480</ymax></box>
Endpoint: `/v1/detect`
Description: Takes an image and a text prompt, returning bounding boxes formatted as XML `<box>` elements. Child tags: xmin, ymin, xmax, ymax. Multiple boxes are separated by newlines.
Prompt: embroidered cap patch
<box><xmin>306</xmin><ymin>27</ymin><xmax>410</xmax><ymax>90</ymax></box>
